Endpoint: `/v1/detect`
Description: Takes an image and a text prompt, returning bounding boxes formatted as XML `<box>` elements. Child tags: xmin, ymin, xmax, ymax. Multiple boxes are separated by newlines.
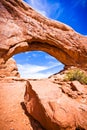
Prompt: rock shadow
<box><xmin>20</xmin><ymin>102</ymin><xmax>46</xmax><ymax>130</ymax></box>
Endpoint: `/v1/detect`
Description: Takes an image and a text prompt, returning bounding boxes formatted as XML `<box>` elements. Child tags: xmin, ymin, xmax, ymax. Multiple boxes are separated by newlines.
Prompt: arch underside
<box><xmin>2</xmin><ymin>40</ymin><xmax>78</xmax><ymax>66</ymax></box>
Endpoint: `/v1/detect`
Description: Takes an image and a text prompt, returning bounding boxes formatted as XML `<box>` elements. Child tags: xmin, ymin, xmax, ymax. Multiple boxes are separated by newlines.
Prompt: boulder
<box><xmin>0</xmin><ymin>0</ymin><xmax>87</xmax><ymax>69</ymax></box>
<box><xmin>24</xmin><ymin>79</ymin><xmax>87</xmax><ymax>130</ymax></box>
<box><xmin>71</xmin><ymin>81</ymin><xmax>85</xmax><ymax>94</ymax></box>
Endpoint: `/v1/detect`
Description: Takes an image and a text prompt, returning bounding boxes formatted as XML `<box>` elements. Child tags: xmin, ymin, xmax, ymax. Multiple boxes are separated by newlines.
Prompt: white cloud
<box><xmin>17</xmin><ymin>62</ymin><xmax>62</xmax><ymax>79</ymax></box>
<box><xmin>32</xmin><ymin>53</ymin><xmax>39</xmax><ymax>57</ymax></box>
<box><xmin>48</xmin><ymin>61</ymin><xmax>62</xmax><ymax>67</ymax></box>
<box><xmin>25</xmin><ymin>0</ymin><xmax>48</xmax><ymax>16</ymax></box>
<box><xmin>18</xmin><ymin>64</ymin><xmax>47</xmax><ymax>73</ymax></box>
<box><xmin>25</xmin><ymin>0</ymin><xmax>62</xmax><ymax>18</ymax></box>
<box><xmin>25</xmin><ymin>72</ymin><xmax>52</xmax><ymax>79</ymax></box>
<box><xmin>45</xmin><ymin>55</ymin><xmax>56</xmax><ymax>60</ymax></box>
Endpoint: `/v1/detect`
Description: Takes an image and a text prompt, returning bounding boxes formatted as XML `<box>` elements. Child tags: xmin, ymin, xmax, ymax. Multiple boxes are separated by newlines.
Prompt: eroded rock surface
<box><xmin>0</xmin><ymin>58</ymin><xmax>20</xmax><ymax>77</ymax></box>
<box><xmin>0</xmin><ymin>0</ymin><xmax>87</xmax><ymax>69</ymax></box>
<box><xmin>0</xmin><ymin>59</ymin><xmax>87</xmax><ymax>130</ymax></box>
<box><xmin>0</xmin><ymin>77</ymin><xmax>45</xmax><ymax>130</ymax></box>
<box><xmin>25</xmin><ymin>78</ymin><xmax>87</xmax><ymax>130</ymax></box>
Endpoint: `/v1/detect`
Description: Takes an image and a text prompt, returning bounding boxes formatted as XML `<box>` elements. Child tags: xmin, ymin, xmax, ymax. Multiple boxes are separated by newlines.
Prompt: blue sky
<box><xmin>13</xmin><ymin>0</ymin><xmax>87</xmax><ymax>79</ymax></box>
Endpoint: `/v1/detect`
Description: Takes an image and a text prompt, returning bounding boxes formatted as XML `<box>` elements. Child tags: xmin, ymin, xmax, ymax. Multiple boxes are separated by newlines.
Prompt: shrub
<box><xmin>64</xmin><ymin>68</ymin><xmax>87</xmax><ymax>84</ymax></box>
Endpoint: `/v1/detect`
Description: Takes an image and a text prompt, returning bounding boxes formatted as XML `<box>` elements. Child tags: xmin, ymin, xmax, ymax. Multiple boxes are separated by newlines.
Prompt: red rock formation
<box><xmin>0</xmin><ymin>74</ymin><xmax>87</xmax><ymax>130</ymax></box>
<box><xmin>0</xmin><ymin>0</ymin><xmax>87</xmax><ymax>130</ymax></box>
<box><xmin>0</xmin><ymin>58</ymin><xmax>20</xmax><ymax>77</ymax></box>
<box><xmin>25</xmin><ymin>79</ymin><xmax>87</xmax><ymax>130</ymax></box>
<box><xmin>0</xmin><ymin>77</ymin><xmax>45</xmax><ymax>130</ymax></box>
<box><xmin>0</xmin><ymin>0</ymin><xmax>87</xmax><ymax>69</ymax></box>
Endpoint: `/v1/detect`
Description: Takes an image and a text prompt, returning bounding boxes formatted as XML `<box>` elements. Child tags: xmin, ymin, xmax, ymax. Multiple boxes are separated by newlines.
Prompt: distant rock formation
<box><xmin>0</xmin><ymin>58</ymin><xmax>20</xmax><ymax>77</ymax></box>
<box><xmin>0</xmin><ymin>0</ymin><xmax>87</xmax><ymax>70</ymax></box>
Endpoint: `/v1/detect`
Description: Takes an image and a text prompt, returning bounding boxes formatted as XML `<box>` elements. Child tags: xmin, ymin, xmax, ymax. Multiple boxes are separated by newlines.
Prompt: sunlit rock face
<box><xmin>24</xmin><ymin>79</ymin><xmax>87</xmax><ymax>130</ymax></box>
<box><xmin>0</xmin><ymin>0</ymin><xmax>87</xmax><ymax>70</ymax></box>
<box><xmin>0</xmin><ymin>58</ymin><xmax>20</xmax><ymax>77</ymax></box>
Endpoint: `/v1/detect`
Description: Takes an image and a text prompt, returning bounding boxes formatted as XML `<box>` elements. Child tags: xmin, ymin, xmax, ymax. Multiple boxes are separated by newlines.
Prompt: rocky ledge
<box><xmin>24</xmin><ymin>76</ymin><xmax>87</xmax><ymax>130</ymax></box>
<box><xmin>0</xmin><ymin>59</ymin><xmax>87</xmax><ymax>130</ymax></box>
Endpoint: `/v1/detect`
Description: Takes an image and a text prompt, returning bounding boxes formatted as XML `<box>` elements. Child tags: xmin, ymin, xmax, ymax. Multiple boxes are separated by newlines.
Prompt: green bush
<box><xmin>64</xmin><ymin>69</ymin><xmax>87</xmax><ymax>84</ymax></box>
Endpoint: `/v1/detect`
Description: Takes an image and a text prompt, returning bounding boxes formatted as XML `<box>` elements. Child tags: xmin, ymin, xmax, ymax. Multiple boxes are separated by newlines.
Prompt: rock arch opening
<box><xmin>13</xmin><ymin>51</ymin><xmax>64</xmax><ymax>79</ymax></box>
<box><xmin>0</xmin><ymin>0</ymin><xmax>87</xmax><ymax>71</ymax></box>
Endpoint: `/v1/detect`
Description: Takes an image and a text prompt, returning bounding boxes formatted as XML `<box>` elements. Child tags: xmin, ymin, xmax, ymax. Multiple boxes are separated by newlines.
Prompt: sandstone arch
<box><xmin>0</xmin><ymin>0</ymin><xmax>87</xmax><ymax>69</ymax></box>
